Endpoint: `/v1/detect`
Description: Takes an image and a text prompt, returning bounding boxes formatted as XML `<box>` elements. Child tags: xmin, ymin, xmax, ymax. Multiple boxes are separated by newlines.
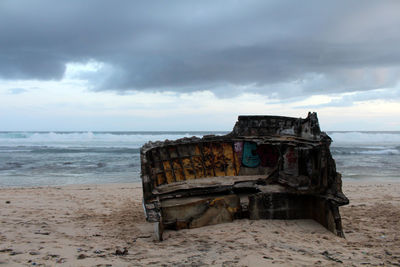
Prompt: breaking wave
<box><xmin>329</xmin><ymin>131</ymin><xmax>400</xmax><ymax>145</ymax></box>
<box><xmin>0</xmin><ymin>131</ymin><xmax>218</xmax><ymax>148</ymax></box>
<box><xmin>331</xmin><ymin>147</ymin><xmax>400</xmax><ymax>155</ymax></box>
<box><xmin>328</xmin><ymin>131</ymin><xmax>400</xmax><ymax>156</ymax></box>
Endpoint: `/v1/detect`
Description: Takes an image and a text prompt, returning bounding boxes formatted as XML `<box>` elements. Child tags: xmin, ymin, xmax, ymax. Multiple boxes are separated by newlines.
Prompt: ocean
<box><xmin>0</xmin><ymin>131</ymin><xmax>399</xmax><ymax>187</ymax></box>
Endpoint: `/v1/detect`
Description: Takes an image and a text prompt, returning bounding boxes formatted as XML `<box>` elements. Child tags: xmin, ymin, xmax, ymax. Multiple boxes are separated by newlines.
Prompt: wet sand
<box><xmin>0</xmin><ymin>181</ymin><xmax>399</xmax><ymax>266</ymax></box>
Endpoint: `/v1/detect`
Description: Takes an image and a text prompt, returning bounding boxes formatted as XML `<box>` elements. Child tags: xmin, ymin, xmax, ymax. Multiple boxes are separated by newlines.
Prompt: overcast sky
<box><xmin>1</xmin><ymin>0</ymin><xmax>400</xmax><ymax>131</ymax></box>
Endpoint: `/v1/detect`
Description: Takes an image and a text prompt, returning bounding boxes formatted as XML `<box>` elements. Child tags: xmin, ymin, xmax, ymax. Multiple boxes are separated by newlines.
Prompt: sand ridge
<box><xmin>0</xmin><ymin>182</ymin><xmax>399</xmax><ymax>266</ymax></box>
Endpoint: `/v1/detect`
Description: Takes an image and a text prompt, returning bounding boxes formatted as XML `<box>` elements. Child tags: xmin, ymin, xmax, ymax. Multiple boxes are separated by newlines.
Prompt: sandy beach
<box><xmin>0</xmin><ymin>181</ymin><xmax>399</xmax><ymax>267</ymax></box>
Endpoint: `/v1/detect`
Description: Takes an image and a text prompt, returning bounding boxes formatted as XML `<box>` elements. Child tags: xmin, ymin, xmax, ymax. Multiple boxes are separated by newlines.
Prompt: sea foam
<box><xmin>329</xmin><ymin>131</ymin><xmax>400</xmax><ymax>145</ymax></box>
<box><xmin>0</xmin><ymin>131</ymin><xmax>209</xmax><ymax>148</ymax></box>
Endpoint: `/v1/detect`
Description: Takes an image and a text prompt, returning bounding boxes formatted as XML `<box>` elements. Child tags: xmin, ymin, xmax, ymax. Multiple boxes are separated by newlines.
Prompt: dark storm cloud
<box><xmin>1</xmin><ymin>0</ymin><xmax>400</xmax><ymax>98</ymax></box>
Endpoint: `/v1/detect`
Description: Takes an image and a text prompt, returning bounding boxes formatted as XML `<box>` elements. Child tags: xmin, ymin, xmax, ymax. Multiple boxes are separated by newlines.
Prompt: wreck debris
<box><xmin>140</xmin><ymin>112</ymin><xmax>349</xmax><ymax>240</ymax></box>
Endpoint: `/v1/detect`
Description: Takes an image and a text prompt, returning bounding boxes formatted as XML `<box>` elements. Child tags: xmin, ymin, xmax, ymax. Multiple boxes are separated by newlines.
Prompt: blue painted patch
<box><xmin>242</xmin><ymin>142</ymin><xmax>260</xmax><ymax>168</ymax></box>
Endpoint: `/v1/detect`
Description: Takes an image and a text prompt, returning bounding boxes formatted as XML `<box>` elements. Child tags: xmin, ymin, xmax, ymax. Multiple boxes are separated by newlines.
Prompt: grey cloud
<box><xmin>1</xmin><ymin>0</ymin><xmax>400</xmax><ymax>98</ymax></box>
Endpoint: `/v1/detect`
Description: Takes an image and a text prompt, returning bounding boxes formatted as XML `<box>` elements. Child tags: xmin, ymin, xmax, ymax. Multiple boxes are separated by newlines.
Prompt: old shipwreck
<box><xmin>140</xmin><ymin>112</ymin><xmax>349</xmax><ymax>240</ymax></box>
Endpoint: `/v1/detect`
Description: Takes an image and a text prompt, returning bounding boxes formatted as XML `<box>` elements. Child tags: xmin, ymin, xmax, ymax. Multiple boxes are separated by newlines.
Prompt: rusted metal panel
<box><xmin>192</xmin><ymin>155</ymin><xmax>205</xmax><ymax>178</ymax></box>
<box><xmin>203</xmin><ymin>143</ymin><xmax>216</xmax><ymax>177</ymax></box>
<box><xmin>211</xmin><ymin>143</ymin><xmax>226</xmax><ymax>177</ymax></box>
<box><xmin>148</xmin><ymin>141</ymin><xmax>241</xmax><ymax>185</ymax></box>
<box><xmin>222</xmin><ymin>142</ymin><xmax>236</xmax><ymax>176</ymax></box>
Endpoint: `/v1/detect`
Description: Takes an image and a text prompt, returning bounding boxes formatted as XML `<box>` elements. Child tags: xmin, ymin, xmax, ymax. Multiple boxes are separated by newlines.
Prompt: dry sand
<box><xmin>0</xmin><ymin>181</ymin><xmax>399</xmax><ymax>266</ymax></box>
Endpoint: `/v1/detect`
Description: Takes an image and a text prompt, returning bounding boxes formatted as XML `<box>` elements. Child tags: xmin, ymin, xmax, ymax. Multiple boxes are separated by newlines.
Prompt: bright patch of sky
<box><xmin>1</xmin><ymin>61</ymin><xmax>399</xmax><ymax>131</ymax></box>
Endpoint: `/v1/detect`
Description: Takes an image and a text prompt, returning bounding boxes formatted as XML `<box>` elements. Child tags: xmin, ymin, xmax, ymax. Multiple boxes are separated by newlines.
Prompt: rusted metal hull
<box><xmin>140</xmin><ymin>112</ymin><xmax>349</xmax><ymax>240</ymax></box>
